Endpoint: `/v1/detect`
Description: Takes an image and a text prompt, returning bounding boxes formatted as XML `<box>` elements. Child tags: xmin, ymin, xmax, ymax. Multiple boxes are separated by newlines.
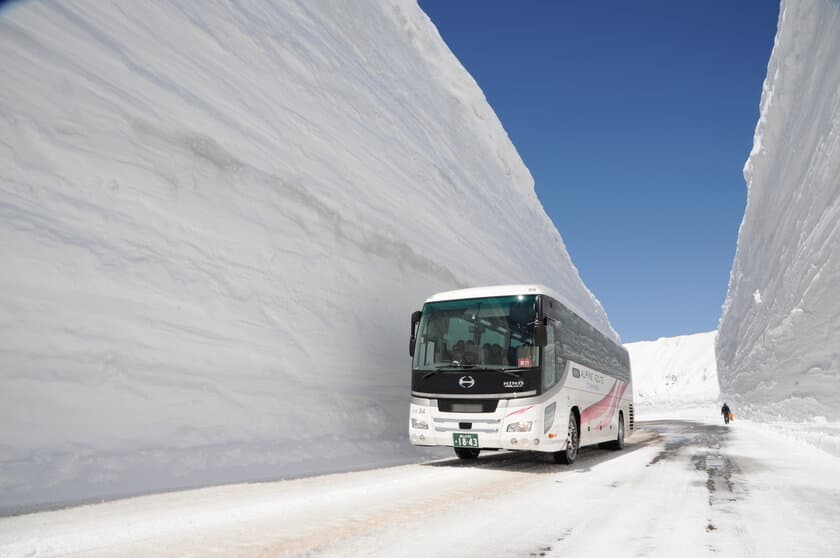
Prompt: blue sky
<box><xmin>419</xmin><ymin>0</ymin><xmax>780</xmax><ymax>343</ymax></box>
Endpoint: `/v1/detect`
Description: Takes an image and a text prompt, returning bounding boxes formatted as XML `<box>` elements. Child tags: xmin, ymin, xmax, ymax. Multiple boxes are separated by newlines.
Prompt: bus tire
<box><xmin>454</xmin><ymin>447</ymin><xmax>480</xmax><ymax>460</ymax></box>
<box><xmin>554</xmin><ymin>411</ymin><xmax>579</xmax><ymax>465</ymax></box>
<box><xmin>608</xmin><ymin>412</ymin><xmax>625</xmax><ymax>451</ymax></box>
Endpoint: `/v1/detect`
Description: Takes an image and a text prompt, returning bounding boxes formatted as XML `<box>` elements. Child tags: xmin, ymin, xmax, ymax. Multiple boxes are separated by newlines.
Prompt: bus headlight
<box><xmin>411</xmin><ymin>418</ymin><xmax>429</xmax><ymax>430</ymax></box>
<box><xmin>506</xmin><ymin>421</ymin><xmax>533</xmax><ymax>433</ymax></box>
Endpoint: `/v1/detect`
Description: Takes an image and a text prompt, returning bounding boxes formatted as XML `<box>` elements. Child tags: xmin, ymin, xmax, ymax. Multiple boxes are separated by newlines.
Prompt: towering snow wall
<box><xmin>0</xmin><ymin>1</ymin><xmax>614</xmax><ymax>512</ymax></box>
<box><xmin>626</xmin><ymin>331</ymin><xmax>719</xmax><ymax>409</ymax></box>
<box><xmin>716</xmin><ymin>0</ymin><xmax>840</xmax><ymax>422</ymax></box>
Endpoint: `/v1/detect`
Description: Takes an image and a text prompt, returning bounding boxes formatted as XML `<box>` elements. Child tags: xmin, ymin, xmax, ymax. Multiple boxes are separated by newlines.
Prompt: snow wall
<box><xmin>0</xmin><ymin>1</ymin><xmax>615</xmax><ymax>513</ymax></box>
<box><xmin>716</xmin><ymin>0</ymin><xmax>840</xmax><ymax>422</ymax></box>
<box><xmin>626</xmin><ymin>331</ymin><xmax>719</xmax><ymax>410</ymax></box>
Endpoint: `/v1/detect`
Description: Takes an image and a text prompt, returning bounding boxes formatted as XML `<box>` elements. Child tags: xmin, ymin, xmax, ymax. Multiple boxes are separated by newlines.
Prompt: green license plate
<box><xmin>453</xmin><ymin>432</ymin><xmax>478</xmax><ymax>448</ymax></box>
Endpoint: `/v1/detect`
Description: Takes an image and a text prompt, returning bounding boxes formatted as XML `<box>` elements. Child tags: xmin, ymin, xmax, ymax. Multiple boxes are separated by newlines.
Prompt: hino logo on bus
<box><xmin>459</xmin><ymin>375</ymin><xmax>475</xmax><ymax>389</ymax></box>
<box><xmin>503</xmin><ymin>379</ymin><xmax>525</xmax><ymax>389</ymax></box>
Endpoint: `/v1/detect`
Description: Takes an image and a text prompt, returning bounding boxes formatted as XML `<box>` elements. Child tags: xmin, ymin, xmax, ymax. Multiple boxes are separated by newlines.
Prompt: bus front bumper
<box><xmin>409</xmin><ymin>429</ymin><xmax>565</xmax><ymax>452</ymax></box>
<box><xmin>408</xmin><ymin>398</ymin><xmax>567</xmax><ymax>453</ymax></box>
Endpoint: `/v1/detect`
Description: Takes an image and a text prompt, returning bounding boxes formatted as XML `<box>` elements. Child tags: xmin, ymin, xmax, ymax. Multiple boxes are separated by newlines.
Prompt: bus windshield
<box><xmin>412</xmin><ymin>295</ymin><xmax>539</xmax><ymax>370</ymax></box>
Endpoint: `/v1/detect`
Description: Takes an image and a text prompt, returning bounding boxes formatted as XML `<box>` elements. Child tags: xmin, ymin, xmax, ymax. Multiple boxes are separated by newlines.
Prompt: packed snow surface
<box><xmin>0</xmin><ymin>0</ymin><xmax>616</xmax><ymax>513</ymax></box>
<box><xmin>625</xmin><ymin>331</ymin><xmax>719</xmax><ymax>408</ymax></box>
<box><xmin>2</xmin><ymin>415</ymin><xmax>840</xmax><ymax>557</ymax></box>
<box><xmin>716</xmin><ymin>0</ymin><xmax>840</xmax><ymax>422</ymax></box>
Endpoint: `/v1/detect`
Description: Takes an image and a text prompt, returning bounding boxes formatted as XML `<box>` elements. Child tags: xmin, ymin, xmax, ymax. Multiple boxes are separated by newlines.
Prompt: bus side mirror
<box><xmin>533</xmin><ymin>318</ymin><xmax>548</xmax><ymax>347</ymax></box>
<box><xmin>409</xmin><ymin>310</ymin><xmax>422</xmax><ymax>356</ymax></box>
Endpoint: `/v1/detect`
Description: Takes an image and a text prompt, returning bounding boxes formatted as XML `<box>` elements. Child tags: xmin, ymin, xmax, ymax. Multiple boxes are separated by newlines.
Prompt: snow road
<box><xmin>1</xmin><ymin>416</ymin><xmax>839</xmax><ymax>558</ymax></box>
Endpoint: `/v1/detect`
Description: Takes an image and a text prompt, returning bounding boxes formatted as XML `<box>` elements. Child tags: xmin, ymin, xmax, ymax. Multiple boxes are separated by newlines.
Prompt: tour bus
<box><xmin>408</xmin><ymin>284</ymin><xmax>634</xmax><ymax>464</ymax></box>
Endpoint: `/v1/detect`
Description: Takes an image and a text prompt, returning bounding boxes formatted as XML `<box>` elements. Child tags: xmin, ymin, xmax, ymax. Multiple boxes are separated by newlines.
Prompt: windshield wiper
<box><xmin>423</xmin><ymin>362</ymin><xmax>476</xmax><ymax>379</ymax></box>
<box><xmin>423</xmin><ymin>363</ymin><xmax>464</xmax><ymax>379</ymax></box>
<box><xmin>422</xmin><ymin>364</ymin><xmax>523</xmax><ymax>380</ymax></box>
<box><xmin>467</xmin><ymin>367</ymin><xmax>523</xmax><ymax>378</ymax></box>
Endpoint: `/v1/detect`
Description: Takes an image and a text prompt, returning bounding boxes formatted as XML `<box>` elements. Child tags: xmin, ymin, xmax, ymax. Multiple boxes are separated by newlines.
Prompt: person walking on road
<box><xmin>721</xmin><ymin>402</ymin><xmax>733</xmax><ymax>424</ymax></box>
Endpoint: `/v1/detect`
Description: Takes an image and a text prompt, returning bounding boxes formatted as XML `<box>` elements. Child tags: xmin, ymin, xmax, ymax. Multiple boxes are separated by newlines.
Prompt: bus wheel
<box><xmin>554</xmin><ymin>412</ymin><xmax>579</xmax><ymax>464</ymax></box>
<box><xmin>454</xmin><ymin>447</ymin><xmax>480</xmax><ymax>460</ymax></box>
<box><xmin>608</xmin><ymin>412</ymin><xmax>625</xmax><ymax>451</ymax></box>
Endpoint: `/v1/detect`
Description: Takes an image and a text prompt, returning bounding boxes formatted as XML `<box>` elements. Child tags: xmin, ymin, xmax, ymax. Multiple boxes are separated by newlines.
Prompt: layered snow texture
<box><xmin>716</xmin><ymin>0</ymin><xmax>840</xmax><ymax>422</ymax></box>
<box><xmin>625</xmin><ymin>331</ymin><xmax>719</xmax><ymax>409</ymax></box>
<box><xmin>0</xmin><ymin>0</ymin><xmax>615</xmax><ymax>513</ymax></box>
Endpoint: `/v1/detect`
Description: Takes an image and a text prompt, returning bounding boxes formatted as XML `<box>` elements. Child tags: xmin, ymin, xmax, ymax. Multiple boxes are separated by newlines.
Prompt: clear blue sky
<box><xmin>419</xmin><ymin>0</ymin><xmax>780</xmax><ymax>343</ymax></box>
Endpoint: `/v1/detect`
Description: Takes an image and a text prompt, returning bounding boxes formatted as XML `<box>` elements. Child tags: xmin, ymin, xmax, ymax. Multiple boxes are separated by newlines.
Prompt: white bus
<box><xmin>408</xmin><ymin>284</ymin><xmax>634</xmax><ymax>464</ymax></box>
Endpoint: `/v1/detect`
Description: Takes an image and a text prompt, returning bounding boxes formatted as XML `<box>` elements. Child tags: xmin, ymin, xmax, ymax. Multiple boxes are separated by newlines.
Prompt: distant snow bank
<box><xmin>0</xmin><ymin>0</ymin><xmax>614</xmax><ymax>513</ymax></box>
<box><xmin>716</xmin><ymin>0</ymin><xmax>840</xmax><ymax>422</ymax></box>
<box><xmin>625</xmin><ymin>331</ymin><xmax>719</xmax><ymax>408</ymax></box>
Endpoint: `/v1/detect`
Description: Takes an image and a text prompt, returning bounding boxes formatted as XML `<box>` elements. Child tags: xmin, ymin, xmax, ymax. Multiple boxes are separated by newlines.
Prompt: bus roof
<box><xmin>424</xmin><ymin>284</ymin><xmax>564</xmax><ymax>304</ymax></box>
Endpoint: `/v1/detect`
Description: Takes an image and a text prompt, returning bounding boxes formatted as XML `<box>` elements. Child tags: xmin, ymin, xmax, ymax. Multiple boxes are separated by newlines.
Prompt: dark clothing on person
<box><xmin>721</xmin><ymin>403</ymin><xmax>732</xmax><ymax>424</ymax></box>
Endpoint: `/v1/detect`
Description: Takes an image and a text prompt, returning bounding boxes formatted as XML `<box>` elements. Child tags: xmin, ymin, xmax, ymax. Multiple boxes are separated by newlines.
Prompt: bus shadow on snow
<box><xmin>422</xmin><ymin>431</ymin><xmax>659</xmax><ymax>475</ymax></box>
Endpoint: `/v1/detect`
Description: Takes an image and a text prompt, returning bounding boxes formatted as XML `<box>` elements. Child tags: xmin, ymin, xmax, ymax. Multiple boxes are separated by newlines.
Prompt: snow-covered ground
<box><xmin>2</xmin><ymin>414</ymin><xmax>838</xmax><ymax>557</ymax></box>
<box><xmin>0</xmin><ymin>0</ymin><xmax>616</xmax><ymax>514</ymax></box>
<box><xmin>716</xmin><ymin>0</ymin><xmax>840</xmax><ymax>421</ymax></box>
<box><xmin>626</xmin><ymin>331</ymin><xmax>719</xmax><ymax>409</ymax></box>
